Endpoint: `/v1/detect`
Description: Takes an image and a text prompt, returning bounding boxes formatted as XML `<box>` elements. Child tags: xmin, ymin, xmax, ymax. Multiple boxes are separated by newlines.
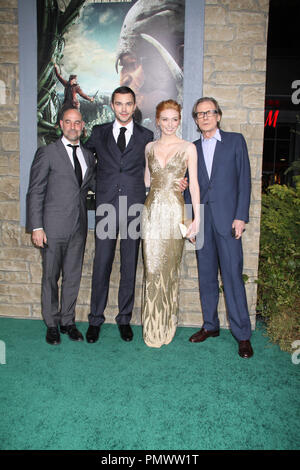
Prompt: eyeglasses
<box><xmin>196</xmin><ymin>110</ymin><xmax>218</xmax><ymax>119</ymax></box>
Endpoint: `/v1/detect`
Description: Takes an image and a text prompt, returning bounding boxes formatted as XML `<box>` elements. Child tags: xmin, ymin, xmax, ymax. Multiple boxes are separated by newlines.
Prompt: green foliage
<box><xmin>37</xmin><ymin>0</ymin><xmax>86</xmax><ymax>145</ymax></box>
<box><xmin>256</xmin><ymin>184</ymin><xmax>300</xmax><ymax>352</ymax></box>
<box><xmin>284</xmin><ymin>159</ymin><xmax>300</xmax><ymax>189</ymax></box>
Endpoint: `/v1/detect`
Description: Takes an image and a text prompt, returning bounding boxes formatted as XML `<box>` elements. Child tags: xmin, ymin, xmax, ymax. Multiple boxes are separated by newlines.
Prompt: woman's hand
<box><xmin>186</xmin><ymin>219</ymin><xmax>199</xmax><ymax>244</ymax></box>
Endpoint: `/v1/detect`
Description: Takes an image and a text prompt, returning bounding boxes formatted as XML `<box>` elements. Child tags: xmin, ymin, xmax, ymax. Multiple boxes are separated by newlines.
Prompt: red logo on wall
<box><xmin>265</xmin><ymin>110</ymin><xmax>279</xmax><ymax>127</ymax></box>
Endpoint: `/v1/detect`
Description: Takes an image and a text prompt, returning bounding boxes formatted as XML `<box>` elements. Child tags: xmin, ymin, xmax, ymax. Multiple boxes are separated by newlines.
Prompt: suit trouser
<box><xmin>89</xmin><ymin>205</ymin><xmax>140</xmax><ymax>327</ymax></box>
<box><xmin>41</xmin><ymin>227</ymin><xmax>86</xmax><ymax>328</ymax></box>
<box><xmin>196</xmin><ymin>204</ymin><xmax>252</xmax><ymax>341</ymax></box>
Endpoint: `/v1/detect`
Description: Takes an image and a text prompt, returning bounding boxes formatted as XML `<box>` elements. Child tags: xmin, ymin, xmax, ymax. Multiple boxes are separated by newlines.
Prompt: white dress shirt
<box><xmin>201</xmin><ymin>128</ymin><xmax>221</xmax><ymax>179</ymax></box>
<box><xmin>112</xmin><ymin>119</ymin><xmax>134</xmax><ymax>148</ymax></box>
<box><xmin>62</xmin><ymin>135</ymin><xmax>87</xmax><ymax>179</ymax></box>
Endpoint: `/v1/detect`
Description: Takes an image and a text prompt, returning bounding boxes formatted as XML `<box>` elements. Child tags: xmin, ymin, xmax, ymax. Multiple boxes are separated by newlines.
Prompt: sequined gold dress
<box><xmin>141</xmin><ymin>141</ymin><xmax>189</xmax><ymax>348</ymax></box>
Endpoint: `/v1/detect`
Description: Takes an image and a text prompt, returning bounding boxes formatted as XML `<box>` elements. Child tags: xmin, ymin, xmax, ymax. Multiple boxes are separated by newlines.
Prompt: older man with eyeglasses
<box><xmin>185</xmin><ymin>97</ymin><xmax>253</xmax><ymax>358</ymax></box>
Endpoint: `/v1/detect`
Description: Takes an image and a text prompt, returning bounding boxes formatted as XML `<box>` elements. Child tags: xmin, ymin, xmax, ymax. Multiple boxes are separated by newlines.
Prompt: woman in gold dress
<box><xmin>141</xmin><ymin>100</ymin><xmax>200</xmax><ymax>348</ymax></box>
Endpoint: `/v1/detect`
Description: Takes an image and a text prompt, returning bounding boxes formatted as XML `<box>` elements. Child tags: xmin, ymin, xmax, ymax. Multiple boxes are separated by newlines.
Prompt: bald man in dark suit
<box><xmin>26</xmin><ymin>108</ymin><xmax>95</xmax><ymax>345</ymax></box>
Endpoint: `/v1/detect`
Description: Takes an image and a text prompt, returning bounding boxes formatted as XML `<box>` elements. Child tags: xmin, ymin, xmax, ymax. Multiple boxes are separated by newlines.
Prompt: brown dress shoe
<box><xmin>238</xmin><ymin>340</ymin><xmax>253</xmax><ymax>358</ymax></box>
<box><xmin>189</xmin><ymin>327</ymin><xmax>220</xmax><ymax>343</ymax></box>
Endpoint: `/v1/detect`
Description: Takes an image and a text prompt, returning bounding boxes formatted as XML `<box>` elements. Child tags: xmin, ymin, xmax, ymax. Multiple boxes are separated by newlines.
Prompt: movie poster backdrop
<box><xmin>37</xmin><ymin>0</ymin><xmax>185</xmax><ymax>146</ymax></box>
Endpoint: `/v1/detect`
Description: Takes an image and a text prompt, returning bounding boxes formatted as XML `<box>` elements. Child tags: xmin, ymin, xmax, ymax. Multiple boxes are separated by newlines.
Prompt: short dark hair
<box><xmin>111</xmin><ymin>86</ymin><xmax>136</xmax><ymax>104</ymax></box>
<box><xmin>192</xmin><ymin>97</ymin><xmax>222</xmax><ymax>129</ymax></box>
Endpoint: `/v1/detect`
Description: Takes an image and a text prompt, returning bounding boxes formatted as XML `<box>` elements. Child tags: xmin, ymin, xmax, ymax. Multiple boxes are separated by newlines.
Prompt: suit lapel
<box><xmin>101</xmin><ymin>120</ymin><xmax>145</xmax><ymax>162</ymax></box>
<box><xmin>195</xmin><ymin>139</ymin><xmax>210</xmax><ymax>182</ymax></box>
<box><xmin>56</xmin><ymin>140</ymin><xmax>79</xmax><ymax>185</ymax></box>
<box><xmin>57</xmin><ymin>139</ymin><xmax>93</xmax><ymax>188</ymax></box>
<box><xmin>106</xmin><ymin>122</ymin><xmax>138</xmax><ymax>158</ymax></box>
<box><xmin>123</xmin><ymin>124</ymin><xmax>137</xmax><ymax>155</ymax></box>
<box><xmin>81</xmin><ymin>146</ymin><xmax>90</xmax><ymax>168</ymax></box>
<box><xmin>107</xmin><ymin>124</ymin><xmax>122</xmax><ymax>158</ymax></box>
<box><xmin>81</xmin><ymin>146</ymin><xmax>93</xmax><ymax>185</ymax></box>
<box><xmin>210</xmin><ymin>131</ymin><xmax>224</xmax><ymax>181</ymax></box>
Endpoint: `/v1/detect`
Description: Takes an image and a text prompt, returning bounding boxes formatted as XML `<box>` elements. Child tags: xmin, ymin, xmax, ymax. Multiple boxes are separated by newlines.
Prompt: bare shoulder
<box><xmin>145</xmin><ymin>140</ymin><xmax>156</xmax><ymax>153</ymax></box>
<box><xmin>179</xmin><ymin>140</ymin><xmax>195</xmax><ymax>149</ymax></box>
<box><xmin>184</xmin><ymin>141</ymin><xmax>197</xmax><ymax>156</ymax></box>
<box><xmin>187</xmin><ymin>141</ymin><xmax>196</xmax><ymax>150</ymax></box>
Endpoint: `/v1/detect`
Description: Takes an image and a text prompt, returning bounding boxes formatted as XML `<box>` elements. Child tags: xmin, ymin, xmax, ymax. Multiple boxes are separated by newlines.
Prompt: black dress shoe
<box><xmin>86</xmin><ymin>325</ymin><xmax>100</xmax><ymax>343</ymax></box>
<box><xmin>238</xmin><ymin>340</ymin><xmax>254</xmax><ymax>358</ymax></box>
<box><xmin>62</xmin><ymin>325</ymin><xmax>84</xmax><ymax>342</ymax></box>
<box><xmin>118</xmin><ymin>324</ymin><xmax>133</xmax><ymax>342</ymax></box>
<box><xmin>46</xmin><ymin>327</ymin><xmax>61</xmax><ymax>345</ymax></box>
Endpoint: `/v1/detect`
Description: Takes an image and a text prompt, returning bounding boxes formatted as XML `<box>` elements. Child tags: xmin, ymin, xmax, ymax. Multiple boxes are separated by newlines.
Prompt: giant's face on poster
<box><xmin>37</xmin><ymin>0</ymin><xmax>185</xmax><ymax>145</ymax></box>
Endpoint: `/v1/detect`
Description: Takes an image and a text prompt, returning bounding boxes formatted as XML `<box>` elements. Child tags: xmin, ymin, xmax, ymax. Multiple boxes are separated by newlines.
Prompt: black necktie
<box><xmin>67</xmin><ymin>144</ymin><xmax>82</xmax><ymax>186</ymax></box>
<box><xmin>117</xmin><ymin>127</ymin><xmax>127</xmax><ymax>153</ymax></box>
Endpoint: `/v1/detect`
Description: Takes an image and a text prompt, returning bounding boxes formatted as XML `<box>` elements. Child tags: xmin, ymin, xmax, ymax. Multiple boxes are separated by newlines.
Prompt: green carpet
<box><xmin>0</xmin><ymin>318</ymin><xmax>299</xmax><ymax>450</ymax></box>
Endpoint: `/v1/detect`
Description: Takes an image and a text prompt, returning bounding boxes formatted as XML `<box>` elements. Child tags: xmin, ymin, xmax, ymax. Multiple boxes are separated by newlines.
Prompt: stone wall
<box><xmin>0</xmin><ymin>0</ymin><xmax>269</xmax><ymax>329</ymax></box>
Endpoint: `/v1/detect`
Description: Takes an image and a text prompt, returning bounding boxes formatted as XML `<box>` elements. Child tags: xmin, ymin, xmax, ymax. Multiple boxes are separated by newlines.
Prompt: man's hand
<box><xmin>179</xmin><ymin>177</ymin><xmax>188</xmax><ymax>192</ymax></box>
<box><xmin>232</xmin><ymin>219</ymin><xmax>245</xmax><ymax>239</ymax></box>
<box><xmin>32</xmin><ymin>229</ymin><xmax>47</xmax><ymax>248</ymax></box>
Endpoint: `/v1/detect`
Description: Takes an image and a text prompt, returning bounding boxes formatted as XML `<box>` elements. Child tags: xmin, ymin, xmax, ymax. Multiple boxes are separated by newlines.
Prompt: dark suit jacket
<box><xmin>185</xmin><ymin>129</ymin><xmax>251</xmax><ymax>236</ymax></box>
<box><xmin>26</xmin><ymin>138</ymin><xmax>96</xmax><ymax>238</ymax></box>
<box><xmin>85</xmin><ymin>121</ymin><xmax>153</xmax><ymax>207</ymax></box>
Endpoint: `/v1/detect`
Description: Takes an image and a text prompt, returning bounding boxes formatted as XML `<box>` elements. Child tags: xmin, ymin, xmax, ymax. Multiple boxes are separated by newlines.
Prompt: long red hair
<box><xmin>156</xmin><ymin>99</ymin><xmax>182</xmax><ymax>121</ymax></box>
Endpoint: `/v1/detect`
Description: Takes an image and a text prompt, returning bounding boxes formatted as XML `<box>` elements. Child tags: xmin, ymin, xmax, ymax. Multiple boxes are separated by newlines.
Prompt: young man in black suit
<box><xmin>85</xmin><ymin>87</ymin><xmax>153</xmax><ymax>343</ymax></box>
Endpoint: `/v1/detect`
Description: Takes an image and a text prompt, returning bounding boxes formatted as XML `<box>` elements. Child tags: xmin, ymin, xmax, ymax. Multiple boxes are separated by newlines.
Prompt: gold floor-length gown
<box><xmin>141</xmin><ymin>141</ymin><xmax>189</xmax><ymax>348</ymax></box>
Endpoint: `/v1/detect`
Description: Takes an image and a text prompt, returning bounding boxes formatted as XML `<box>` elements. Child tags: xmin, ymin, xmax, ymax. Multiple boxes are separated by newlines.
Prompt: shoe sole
<box><xmin>238</xmin><ymin>351</ymin><xmax>254</xmax><ymax>358</ymax></box>
<box><xmin>86</xmin><ymin>337</ymin><xmax>99</xmax><ymax>343</ymax></box>
<box><xmin>46</xmin><ymin>338</ymin><xmax>61</xmax><ymax>345</ymax></box>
